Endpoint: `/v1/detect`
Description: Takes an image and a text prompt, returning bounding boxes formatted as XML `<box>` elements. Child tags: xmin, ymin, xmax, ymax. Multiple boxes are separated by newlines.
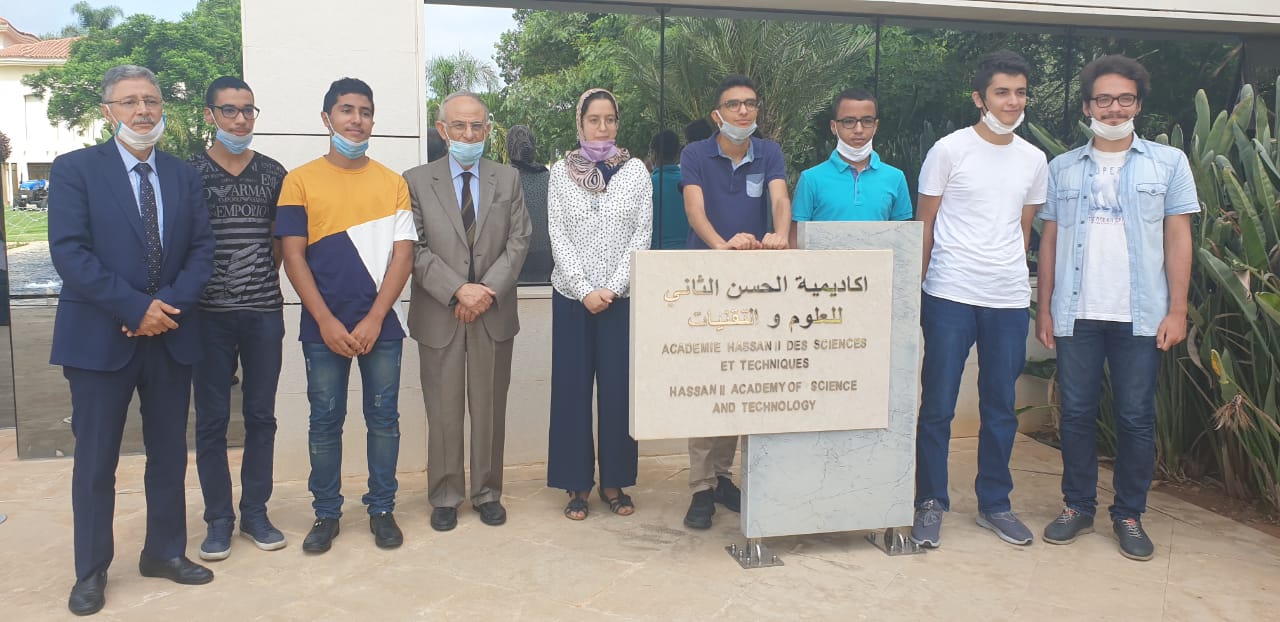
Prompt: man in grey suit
<box><xmin>403</xmin><ymin>91</ymin><xmax>531</xmax><ymax>531</ymax></box>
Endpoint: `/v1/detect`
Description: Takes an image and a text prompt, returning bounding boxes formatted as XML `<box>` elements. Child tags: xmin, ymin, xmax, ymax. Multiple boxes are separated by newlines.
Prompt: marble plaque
<box><xmin>630</xmin><ymin>250</ymin><xmax>893</xmax><ymax>440</ymax></box>
<box><xmin>742</xmin><ymin>222</ymin><xmax>924</xmax><ymax>538</ymax></box>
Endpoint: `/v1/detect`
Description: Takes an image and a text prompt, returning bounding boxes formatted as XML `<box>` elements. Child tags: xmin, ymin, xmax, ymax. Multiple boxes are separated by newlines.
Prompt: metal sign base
<box><xmin>866</xmin><ymin>527</ymin><xmax>925</xmax><ymax>556</ymax></box>
<box><xmin>726</xmin><ymin>539</ymin><xmax>784</xmax><ymax>569</ymax></box>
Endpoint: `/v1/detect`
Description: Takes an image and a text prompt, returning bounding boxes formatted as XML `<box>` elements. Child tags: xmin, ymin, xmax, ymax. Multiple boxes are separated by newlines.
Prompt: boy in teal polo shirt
<box><xmin>792</xmin><ymin>89</ymin><xmax>912</xmax><ymax>222</ymax></box>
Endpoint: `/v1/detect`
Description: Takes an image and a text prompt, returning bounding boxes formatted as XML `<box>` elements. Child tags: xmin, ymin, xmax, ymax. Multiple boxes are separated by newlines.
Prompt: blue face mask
<box><xmin>324</xmin><ymin>113</ymin><xmax>369</xmax><ymax>159</ymax></box>
<box><xmin>449</xmin><ymin>139</ymin><xmax>485</xmax><ymax>166</ymax></box>
<box><xmin>215</xmin><ymin>127</ymin><xmax>253</xmax><ymax>155</ymax></box>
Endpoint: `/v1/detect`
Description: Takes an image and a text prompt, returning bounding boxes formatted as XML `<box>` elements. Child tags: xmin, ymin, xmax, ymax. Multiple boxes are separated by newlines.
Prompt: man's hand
<box><xmin>1156</xmin><ymin>312</ymin><xmax>1188</xmax><ymax>351</ymax></box>
<box><xmin>135</xmin><ymin>299</ymin><xmax>181</xmax><ymax>336</ymax></box>
<box><xmin>1035</xmin><ymin>308</ymin><xmax>1055</xmax><ymax>349</ymax></box>
<box><xmin>583</xmin><ymin>288</ymin><xmax>615</xmax><ymax>314</ymax></box>
<box><xmin>719</xmin><ymin>233</ymin><xmax>760</xmax><ymax>250</ymax></box>
<box><xmin>455</xmin><ymin>283</ymin><xmax>495</xmax><ymax>312</ymax></box>
<box><xmin>760</xmin><ymin>232</ymin><xmax>789</xmax><ymax>250</ymax></box>
<box><xmin>454</xmin><ymin>303</ymin><xmax>480</xmax><ymax>324</ymax></box>
<box><xmin>350</xmin><ymin>314</ymin><xmax>385</xmax><ymax>355</ymax></box>
<box><xmin>319</xmin><ymin>316</ymin><xmax>362</xmax><ymax>358</ymax></box>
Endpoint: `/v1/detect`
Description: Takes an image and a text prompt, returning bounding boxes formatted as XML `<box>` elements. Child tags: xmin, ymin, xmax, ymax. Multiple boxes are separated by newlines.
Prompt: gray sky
<box><xmin>4</xmin><ymin>1</ymin><xmax>514</xmax><ymax>71</ymax></box>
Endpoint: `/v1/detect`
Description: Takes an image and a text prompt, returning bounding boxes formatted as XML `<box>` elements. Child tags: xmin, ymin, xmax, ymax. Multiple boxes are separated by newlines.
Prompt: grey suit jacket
<box><xmin>403</xmin><ymin>157</ymin><xmax>531</xmax><ymax>348</ymax></box>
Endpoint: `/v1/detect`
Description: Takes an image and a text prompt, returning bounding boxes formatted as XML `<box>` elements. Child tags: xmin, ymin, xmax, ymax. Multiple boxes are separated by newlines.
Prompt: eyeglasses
<box><xmin>211</xmin><ymin>105</ymin><xmax>260</xmax><ymax>119</ymax></box>
<box><xmin>835</xmin><ymin>116</ymin><xmax>878</xmax><ymax>129</ymax></box>
<box><xmin>1089</xmin><ymin>94</ymin><xmax>1138</xmax><ymax>108</ymax></box>
<box><xmin>719</xmin><ymin>99</ymin><xmax>761</xmax><ymax>112</ymax></box>
<box><xmin>106</xmin><ymin>97</ymin><xmax>162</xmax><ymax>110</ymax></box>
<box><xmin>446</xmin><ymin>121</ymin><xmax>489</xmax><ymax>135</ymax></box>
<box><xmin>582</xmin><ymin>115</ymin><xmax>619</xmax><ymax>128</ymax></box>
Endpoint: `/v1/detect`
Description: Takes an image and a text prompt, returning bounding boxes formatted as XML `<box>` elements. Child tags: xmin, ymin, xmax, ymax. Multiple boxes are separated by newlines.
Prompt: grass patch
<box><xmin>4</xmin><ymin>207</ymin><xmax>48</xmax><ymax>244</ymax></box>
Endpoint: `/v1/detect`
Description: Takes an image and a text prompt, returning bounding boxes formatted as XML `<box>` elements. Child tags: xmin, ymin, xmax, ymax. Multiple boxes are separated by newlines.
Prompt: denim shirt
<box><xmin>1038</xmin><ymin>137</ymin><xmax>1200</xmax><ymax>337</ymax></box>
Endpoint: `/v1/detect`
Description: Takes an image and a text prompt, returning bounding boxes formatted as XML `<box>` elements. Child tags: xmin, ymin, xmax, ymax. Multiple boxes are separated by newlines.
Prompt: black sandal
<box><xmin>564</xmin><ymin>492</ymin><xmax>589</xmax><ymax>521</ymax></box>
<box><xmin>598</xmin><ymin>488</ymin><xmax>635</xmax><ymax>515</ymax></box>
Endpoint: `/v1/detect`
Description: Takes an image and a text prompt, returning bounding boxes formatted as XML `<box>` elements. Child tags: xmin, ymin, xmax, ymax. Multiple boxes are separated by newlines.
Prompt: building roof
<box><xmin>0</xmin><ymin>17</ymin><xmax>40</xmax><ymax>45</ymax></box>
<box><xmin>0</xmin><ymin>37</ymin><xmax>80</xmax><ymax>59</ymax></box>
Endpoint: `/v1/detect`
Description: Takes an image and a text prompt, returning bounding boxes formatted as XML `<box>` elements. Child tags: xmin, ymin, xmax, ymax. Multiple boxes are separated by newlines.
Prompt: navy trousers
<box><xmin>547</xmin><ymin>292</ymin><xmax>638</xmax><ymax>491</ymax></box>
<box><xmin>67</xmin><ymin>337</ymin><xmax>191</xmax><ymax>581</ymax></box>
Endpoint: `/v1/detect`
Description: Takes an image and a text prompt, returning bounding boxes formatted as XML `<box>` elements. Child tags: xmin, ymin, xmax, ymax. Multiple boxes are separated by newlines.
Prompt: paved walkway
<box><xmin>1</xmin><ymin>429</ymin><xmax>1277</xmax><ymax>620</ymax></box>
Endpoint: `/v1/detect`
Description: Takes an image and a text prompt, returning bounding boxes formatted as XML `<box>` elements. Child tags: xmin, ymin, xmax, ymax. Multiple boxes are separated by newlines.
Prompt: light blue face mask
<box><xmin>449</xmin><ymin>139</ymin><xmax>485</xmax><ymax>166</ymax></box>
<box><xmin>324</xmin><ymin>113</ymin><xmax>369</xmax><ymax>159</ymax></box>
<box><xmin>215</xmin><ymin>127</ymin><xmax>253</xmax><ymax>155</ymax></box>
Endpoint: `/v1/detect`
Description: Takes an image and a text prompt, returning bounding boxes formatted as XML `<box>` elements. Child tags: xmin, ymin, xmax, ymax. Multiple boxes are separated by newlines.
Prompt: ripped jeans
<box><xmin>302</xmin><ymin>340</ymin><xmax>402</xmax><ymax>518</ymax></box>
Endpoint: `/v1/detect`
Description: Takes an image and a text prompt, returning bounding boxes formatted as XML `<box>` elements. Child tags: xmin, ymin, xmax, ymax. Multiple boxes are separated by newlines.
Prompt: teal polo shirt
<box><xmin>792</xmin><ymin>150</ymin><xmax>913</xmax><ymax>222</ymax></box>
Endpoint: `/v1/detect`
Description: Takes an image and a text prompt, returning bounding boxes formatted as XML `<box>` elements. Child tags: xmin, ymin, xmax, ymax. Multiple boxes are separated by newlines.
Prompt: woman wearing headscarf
<box><xmin>546</xmin><ymin>89</ymin><xmax>653</xmax><ymax>520</ymax></box>
<box><xmin>507</xmin><ymin>125</ymin><xmax>553</xmax><ymax>283</ymax></box>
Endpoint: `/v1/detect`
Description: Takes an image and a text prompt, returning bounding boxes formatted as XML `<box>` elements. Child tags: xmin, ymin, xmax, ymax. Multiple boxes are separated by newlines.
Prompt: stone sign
<box><xmin>630</xmin><ymin>249</ymin><xmax>894</xmax><ymax>440</ymax></box>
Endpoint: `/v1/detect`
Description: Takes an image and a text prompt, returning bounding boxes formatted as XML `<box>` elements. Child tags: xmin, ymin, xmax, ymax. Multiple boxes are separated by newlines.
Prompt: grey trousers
<box><xmin>418</xmin><ymin>324</ymin><xmax>514</xmax><ymax>509</ymax></box>
<box><xmin>688</xmin><ymin>435</ymin><xmax>739</xmax><ymax>493</ymax></box>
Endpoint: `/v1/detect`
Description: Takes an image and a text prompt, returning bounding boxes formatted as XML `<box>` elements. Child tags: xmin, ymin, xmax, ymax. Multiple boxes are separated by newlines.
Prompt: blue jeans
<box><xmin>1055</xmin><ymin>320</ymin><xmax>1160</xmax><ymax>521</ymax></box>
<box><xmin>194</xmin><ymin>309</ymin><xmax>284</xmax><ymax>524</ymax></box>
<box><xmin>916</xmin><ymin>293</ymin><xmax>1028</xmax><ymax>514</ymax></box>
<box><xmin>303</xmin><ymin>340</ymin><xmax>403</xmax><ymax>518</ymax></box>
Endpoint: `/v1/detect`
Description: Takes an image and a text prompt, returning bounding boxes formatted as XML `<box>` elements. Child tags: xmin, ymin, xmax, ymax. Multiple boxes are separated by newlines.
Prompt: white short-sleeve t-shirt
<box><xmin>1077</xmin><ymin>148</ymin><xmax>1132</xmax><ymax>322</ymax></box>
<box><xmin>919</xmin><ymin>127</ymin><xmax>1048</xmax><ymax>308</ymax></box>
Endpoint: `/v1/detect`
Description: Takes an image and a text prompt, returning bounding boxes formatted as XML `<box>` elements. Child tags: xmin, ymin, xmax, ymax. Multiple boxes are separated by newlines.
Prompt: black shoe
<box><xmin>683</xmin><ymin>490</ymin><xmax>716</xmax><ymax>530</ymax></box>
<box><xmin>68</xmin><ymin>571</ymin><xmax>106</xmax><ymax>616</ymax></box>
<box><xmin>1043</xmin><ymin>507</ymin><xmax>1095</xmax><ymax>545</ymax></box>
<box><xmin>302</xmin><ymin>517</ymin><xmax>341</xmax><ymax>553</ymax></box>
<box><xmin>430</xmin><ymin>507</ymin><xmax>458</xmax><ymax>532</ymax></box>
<box><xmin>1113</xmin><ymin>517</ymin><xmax>1155</xmax><ymax>561</ymax></box>
<box><xmin>137</xmin><ymin>554</ymin><xmax>214</xmax><ymax>585</ymax></box>
<box><xmin>713</xmin><ymin>476</ymin><xmax>741</xmax><ymax>513</ymax></box>
<box><xmin>474</xmin><ymin>501</ymin><xmax>507</xmax><ymax>526</ymax></box>
<box><xmin>370</xmin><ymin>512</ymin><xmax>403</xmax><ymax>549</ymax></box>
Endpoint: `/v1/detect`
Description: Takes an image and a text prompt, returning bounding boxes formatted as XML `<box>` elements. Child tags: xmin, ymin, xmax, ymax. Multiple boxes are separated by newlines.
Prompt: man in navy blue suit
<box><xmin>49</xmin><ymin>64</ymin><xmax>216</xmax><ymax>616</ymax></box>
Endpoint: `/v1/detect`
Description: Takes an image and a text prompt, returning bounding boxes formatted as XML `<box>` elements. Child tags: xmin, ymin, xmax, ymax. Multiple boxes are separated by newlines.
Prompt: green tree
<box><xmin>22</xmin><ymin>0</ymin><xmax>242</xmax><ymax>160</ymax></box>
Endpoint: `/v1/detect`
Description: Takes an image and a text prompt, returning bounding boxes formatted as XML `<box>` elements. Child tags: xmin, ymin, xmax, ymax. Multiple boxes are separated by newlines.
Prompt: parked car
<box><xmin>16</xmin><ymin>179</ymin><xmax>49</xmax><ymax>210</ymax></box>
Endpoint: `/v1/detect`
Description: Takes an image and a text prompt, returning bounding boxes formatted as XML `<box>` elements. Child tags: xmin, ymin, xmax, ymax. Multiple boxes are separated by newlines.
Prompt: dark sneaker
<box><xmin>240</xmin><ymin>514</ymin><xmax>287</xmax><ymax>551</ymax></box>
<box><xmin>370</xmin><ymin>512</ymin><xmax>403</xmax><ymax>549</ymax></box>
<box><xmin>302</xmin><ymin>518</ymin><xmax>340</xmax><ymax>554</ymax></box>
<box><xmin>198</xmin><ymin>518</ymin><xmax>234</xmax><ymax>561</ymax></box>
<box><xmin>713</xmin><ymin>476</ymin><xmax>741</xmax><ymax>513</ymax></box>
<box><xmin>1113</xmin><ymin>517</ymin><xmax>1154</xmax><ymax>561</ymax></box>
<box><xmin>1043</xmin><ymin>508</ymin><xmax>1095</xmax><ymax>545</ymax></box>
<box><xmin>977</xmin><ymin>511</ymin><xmax>1033</xmax><ymax>546</ymax></box>
<box><xmin>910</xmin><ymin>499</ymin><xmax>944</xmax><ymax>548</ymax></box>
<box><xmin>683</xmin><ymin>490</ymin><xmax>716</xmax><ymax>530</ymax></box>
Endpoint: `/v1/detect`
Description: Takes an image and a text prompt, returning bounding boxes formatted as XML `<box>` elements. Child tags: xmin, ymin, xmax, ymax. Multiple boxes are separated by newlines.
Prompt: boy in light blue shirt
<box><xmin>792</xmin><ymin>89</ymin><xmax>912</xmax><ymax>223</ymax></box>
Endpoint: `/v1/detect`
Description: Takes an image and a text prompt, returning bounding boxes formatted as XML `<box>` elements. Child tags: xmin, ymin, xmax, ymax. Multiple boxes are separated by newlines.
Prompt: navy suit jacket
<box><xmin>48</xmin><ymin>140</ymin><xmax>215</xmax><ymax>372</ymax></box>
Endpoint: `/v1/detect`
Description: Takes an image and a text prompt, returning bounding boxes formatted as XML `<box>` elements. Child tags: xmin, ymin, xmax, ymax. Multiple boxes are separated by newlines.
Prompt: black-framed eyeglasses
<box><xmin>835</xmin><ymin>116</ymin><xmax>878</xmax><ymax>129</ymax></box>
<box><xmin>1089</xmin><ymin>94</ymin><xmax>1138</xmax><ymax>108</ymax></box>
<box><xmin>211</xmin><ymin>105</ymin><xmax>260</xmax><ymax>119</ymax></box>
<box><xmin>719</xmin><ymin>99</ymin><xmax>761</xmax><ymax>112</ymax></box>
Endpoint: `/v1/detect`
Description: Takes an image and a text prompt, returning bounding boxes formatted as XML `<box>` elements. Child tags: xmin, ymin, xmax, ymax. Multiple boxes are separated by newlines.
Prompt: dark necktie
<box><xmin>134</xmin><ymin>162</ymin><xmax>162</xmax><ymax>295</ymax></box>
<box><xmin>460</xmin><ymin>171</ymin><xmax>476</xmax><ymax>281</ymax></box>
<box><xmin>460</xmin><ymin>171</ymin><xmax>476</xmax><ymax>246</ymax></box>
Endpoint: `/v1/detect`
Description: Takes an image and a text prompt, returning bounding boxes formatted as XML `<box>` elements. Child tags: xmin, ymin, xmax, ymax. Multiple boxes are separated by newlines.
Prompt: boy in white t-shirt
<box><xmin>912</xmin><ymin>50</ymin><xmax>1048</xmax><ymax>549</ymax></box>
<box><xmin>1036</xmin><ymin>55</ymin><xmax>1198</xmax><ymax>562</ymax></box>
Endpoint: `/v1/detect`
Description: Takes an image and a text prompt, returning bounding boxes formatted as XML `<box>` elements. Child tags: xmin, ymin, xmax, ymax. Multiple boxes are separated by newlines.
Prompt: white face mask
<box><xmin>981</xmin><ymin>109</ymin><xmax>1024</xmax><ymax>135</ymax></box>
<box><xmin>111</xmin><ymin>112</ymin><xmax>166</xmax><ymax>150</ymax></box>
<box><xmin>836</xmin><ymin>137</ymin><xmax>873</xmax><ymax>163</ymax></box>
<box><xmin>1089</xmin><ymin>117</ymin><xmax>1135</xmax><ymax>141</ymax></box>
<box><xmin>714</xmin><ymin>111</ymin><xmax>757</xmax><ymax>145</ymax></box>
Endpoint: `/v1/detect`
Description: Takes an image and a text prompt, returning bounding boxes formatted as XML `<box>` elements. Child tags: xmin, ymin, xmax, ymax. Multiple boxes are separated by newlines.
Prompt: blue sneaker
<box><xmin>910</xmin><ymin>499</ymin><xmax>944</xmax><ymax>548</ymax></box>
<box><xmin>240</xmin><ymin>514</ymin><xmax>287</xmax><ymax>551</ymax></box>
<box><xmin>199</xmin><ymin>518</ymin><xmax>234</xmax><ymax>561</ymax></box>
<box><xmin>977</xmin><ymin>511</ymin><xmax>1034</xmax><ymax>546</ymax></box>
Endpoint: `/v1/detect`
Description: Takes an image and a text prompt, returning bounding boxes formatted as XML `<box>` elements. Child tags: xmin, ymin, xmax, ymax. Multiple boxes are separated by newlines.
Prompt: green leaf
<box><xmin>1197</xmin><ymin>247</ymin><xmax>1258</xmax><ymax>320</ymax></box>
<box><xmin>1220</xmin><ymin>166</ymin><xmax>1269</xmax><ymax>271</ymax></box>
<box><xmin>1194</xmin><ymin>89</ymin><xmax>1212</xmax><ymax>161</ymax></box>
<box><xmin>1258</xmin><ymin>292</ymin><xmax>1280</xmax><ymax>328</ymax></box>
